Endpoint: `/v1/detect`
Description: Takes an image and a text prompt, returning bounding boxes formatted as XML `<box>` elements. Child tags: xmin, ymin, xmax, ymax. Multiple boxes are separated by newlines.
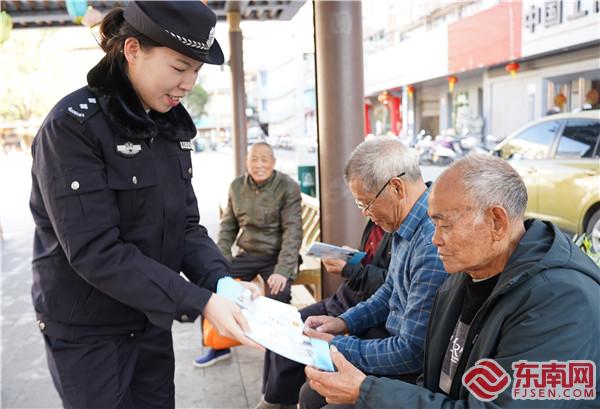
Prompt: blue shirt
<box><xmin>332</xmin><ymin>188</ymin><xmax>447</xmax><ymax>375</ymax></box>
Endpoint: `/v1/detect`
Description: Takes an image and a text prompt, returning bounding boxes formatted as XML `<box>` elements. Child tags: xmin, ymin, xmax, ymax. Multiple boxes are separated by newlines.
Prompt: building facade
<box><xmin>362</xmin><ymin>0</ymin><xmax>600</xmax><ymax>141</ymax></box>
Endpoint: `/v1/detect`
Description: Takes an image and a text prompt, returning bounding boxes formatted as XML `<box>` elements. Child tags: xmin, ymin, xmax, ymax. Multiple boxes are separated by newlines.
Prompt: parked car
<box><xmin>495</xmin><ymin>110</ymin><xmax>600</xmax><ymax>251</ymax></box>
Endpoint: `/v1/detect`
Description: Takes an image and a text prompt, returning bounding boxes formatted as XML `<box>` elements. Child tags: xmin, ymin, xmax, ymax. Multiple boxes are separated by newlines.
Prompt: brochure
<box><xmin>305</xmin><ymin>241</ymin><xmax>366</xmax><ymax>265</ymax></box>
<box><xmin>216</xmin><ymin>277</ymin><xmax>335</xmax><ymax>372</ymax></box>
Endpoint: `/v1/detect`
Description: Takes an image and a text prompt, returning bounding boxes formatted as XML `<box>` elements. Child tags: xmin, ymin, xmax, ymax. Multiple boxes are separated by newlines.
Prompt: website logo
<box><xmin>462</xmin><ymin>359</ymin><xmax>511</xmax><ymax>401</ymax></box>
<box><xmin>512</xmin><ymin>360</ymin><xmax>596</xmax><ymax>400</ymax></box>
<box><xmin>463</xmin><ymin>359</ymin><xmax>597</xmax><ymax>401</ymax></box>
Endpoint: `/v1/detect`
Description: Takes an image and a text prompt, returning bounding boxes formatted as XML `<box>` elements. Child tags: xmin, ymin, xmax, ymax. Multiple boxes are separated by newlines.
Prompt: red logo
<box><xmin>462</xmin><ymin>359</ymin><xmax>511</xmax><ymax>401</ymax></box>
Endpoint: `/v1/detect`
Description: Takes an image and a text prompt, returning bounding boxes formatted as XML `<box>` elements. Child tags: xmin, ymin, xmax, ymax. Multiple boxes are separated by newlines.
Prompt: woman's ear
<box><xmin>123</xmin><ymin>37</ymin><xmax>141</xmax><ymax>64</ymax></box>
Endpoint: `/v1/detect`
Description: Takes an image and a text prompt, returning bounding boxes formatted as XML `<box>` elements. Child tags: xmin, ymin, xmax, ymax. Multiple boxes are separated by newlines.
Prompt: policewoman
<box><xmin>29</xmin><ymin>2</ymin><xmax>258</xmax><ymax>407</ymax></box>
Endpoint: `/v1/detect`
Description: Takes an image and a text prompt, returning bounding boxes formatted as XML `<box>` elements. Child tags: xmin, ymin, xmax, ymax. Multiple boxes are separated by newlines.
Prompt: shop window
<box><xmin>556</xmin><ymin>119</ymin><xmax>600</xmax><ymax>158</ymax></box>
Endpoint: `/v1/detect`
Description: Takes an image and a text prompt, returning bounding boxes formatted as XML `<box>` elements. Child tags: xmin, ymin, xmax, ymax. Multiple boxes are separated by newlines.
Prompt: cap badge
<box><xmin>206</xmin><ymin>26</ymin><xmax>215</xmax><ymax>48</ymax></box>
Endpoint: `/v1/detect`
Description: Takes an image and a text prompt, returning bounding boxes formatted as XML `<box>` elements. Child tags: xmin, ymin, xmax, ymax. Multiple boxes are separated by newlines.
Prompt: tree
<box><xmin>183</xmin><ymin>85</ymin><xmax>209</xmax><ymax>119</ymax></box>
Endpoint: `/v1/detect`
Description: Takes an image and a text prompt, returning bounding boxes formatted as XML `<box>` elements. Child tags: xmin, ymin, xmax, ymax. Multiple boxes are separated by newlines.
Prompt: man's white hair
<box><xmin>344</xmin><ymin>136</ymin><xmax>422</xmax><ymax>193</ymax></box>
<box><xmin>444</xmin><ymin>154</ymin><xmax>528</xmax><ymax>220</ymax></box>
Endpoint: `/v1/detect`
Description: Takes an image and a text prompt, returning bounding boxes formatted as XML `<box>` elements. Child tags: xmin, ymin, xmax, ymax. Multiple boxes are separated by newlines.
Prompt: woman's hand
<box><xmin>239</xmin><ymin>280</ymin><xmax>261</xmax><ymax>299</ymax></box>
<box><xmin>266</xmin><ymin>273</ymin><xmax>288</xmax><ymax>295</ymax></box>
<box><xmin>203</xmin><ymin>293</ymin><xmax>263</xmax><ymax>349</ymax></box>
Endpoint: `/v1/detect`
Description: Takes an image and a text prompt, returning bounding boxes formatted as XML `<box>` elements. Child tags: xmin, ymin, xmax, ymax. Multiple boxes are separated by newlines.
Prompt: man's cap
<box><xmin>124</xmin><ymin>1</ymin><xmax>224</xmax><ymax>65</ymax></box>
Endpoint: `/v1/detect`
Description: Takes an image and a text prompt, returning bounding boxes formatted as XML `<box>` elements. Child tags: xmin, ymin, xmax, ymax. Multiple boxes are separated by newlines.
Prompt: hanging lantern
<box><xmin>66</xmin><ymin>0</ymin><xmax>89</xmax><ymax>24</ymax></box>
<box><xmin>447</xmin><ymin>76</ymin><xmax>458</xmax><ymax>93</ymax></box>
<box><xmin>505</xmin><ymin>62</ymin><xmax>520</xmax><ymax>78</ymax></box>
<box><xmin>0</xmin><ymin>11</ymin><xmax>13</xmax><ymax>45</ymax></box>
<box><xmin>378</xmin><ymin>90</ymin><xmax>391</xmax><ymax>105</ymax></box>
<box><xmin>406</xmin><ymin>85</ymin><xmax>415</xmax><ymax>98</ymax></box>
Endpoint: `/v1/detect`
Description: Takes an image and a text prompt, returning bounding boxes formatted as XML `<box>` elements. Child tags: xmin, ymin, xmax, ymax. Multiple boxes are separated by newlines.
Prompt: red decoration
<box><xmin>364</xmin><ymin>102</ymin><xmax>372</xmax><ymax>136</ymax></box>
<box><xmin>505</xmin><ymin>62</ymin><xmax>520</xmax><ymax>78</ymax></box>
<box><xmin>406</xmin><ymin>85</ymin><xmax>415</xmax><ymax>98</ymax></box>
<box><xmin>448</xmin><ymin>76</ymin><xmax>458</xmax><ymax>92</ymax></box>
<box><xmin>554</xmin><ymin>93</ymin><xmax>567</xmax><ymax>108</ymax></box>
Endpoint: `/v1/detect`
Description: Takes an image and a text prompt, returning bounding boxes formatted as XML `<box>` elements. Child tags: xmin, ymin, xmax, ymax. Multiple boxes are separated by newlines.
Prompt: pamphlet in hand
<box><xmin>216</xmin><ymin>277</ymin><xmax>335</xmax><ymax>372</ymax></box>
<box><xmin>305</xmin><ymin>241</ymin><xmax>366</xmax><ymax>265</ymax></box>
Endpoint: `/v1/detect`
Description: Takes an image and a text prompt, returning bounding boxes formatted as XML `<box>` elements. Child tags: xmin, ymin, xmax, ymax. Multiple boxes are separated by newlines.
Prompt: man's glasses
<box><xmin>355</xmin><ymin>172</ymin><xmax>405</xmax><ymax>213</ymax></box>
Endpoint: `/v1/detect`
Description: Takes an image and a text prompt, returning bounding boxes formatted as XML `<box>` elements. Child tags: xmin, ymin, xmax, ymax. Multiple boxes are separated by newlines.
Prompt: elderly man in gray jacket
<box><xmin>305</xmin><ymin>154</ymin><xmax>600</xmax><ymax>409</ymax></box>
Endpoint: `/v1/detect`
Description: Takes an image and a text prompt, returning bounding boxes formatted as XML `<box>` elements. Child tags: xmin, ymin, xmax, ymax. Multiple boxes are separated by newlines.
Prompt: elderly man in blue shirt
<box><xmin>299</xmin><ymin>136</ymin><xmax>448</xmax><ymax>409</ymax></box>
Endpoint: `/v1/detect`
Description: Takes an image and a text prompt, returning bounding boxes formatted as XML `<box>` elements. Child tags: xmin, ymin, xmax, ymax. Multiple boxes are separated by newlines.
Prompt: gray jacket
<box><xmin>218</xmin><ymin>170</ymin><xmax>302</xmax><ymax>279</ymax></box>
<box><xmin>357</xmin><ymin>219</ymin><xmax>600</xmax><ymax>408</ymax></box>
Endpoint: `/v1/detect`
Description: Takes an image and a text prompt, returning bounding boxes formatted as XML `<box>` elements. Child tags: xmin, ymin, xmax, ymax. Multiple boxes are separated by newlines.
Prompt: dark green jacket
<box><xmin>218</xmin><ymin>170</ymin><xmax>302</xmax><ymax>279</ymax></box>
<box><xmin>357</xmin><ymin>220</ymin><xmax>600</xmax><ymax>409</ymax></box>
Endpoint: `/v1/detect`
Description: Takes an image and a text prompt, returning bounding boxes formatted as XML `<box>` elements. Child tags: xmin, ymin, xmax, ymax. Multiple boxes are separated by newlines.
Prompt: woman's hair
<box><xmin>99</xmin><ymin>8</ymin><xmax>161</xmax><ymax>68</ymax></box>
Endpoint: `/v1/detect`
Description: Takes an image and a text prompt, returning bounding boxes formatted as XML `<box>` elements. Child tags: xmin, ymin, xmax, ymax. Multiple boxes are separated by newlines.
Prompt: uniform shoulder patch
<box><xmin>65</xmin><ymin>97</ymin><xmax>101</xmax><ymax>124</ymax></box>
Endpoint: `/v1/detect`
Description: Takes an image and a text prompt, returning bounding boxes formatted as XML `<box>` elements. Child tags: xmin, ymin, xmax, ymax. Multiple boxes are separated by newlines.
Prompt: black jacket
<box><xmin>30</xmin><ymin>57</ymin><xmax>229</xmax><ymax>339</ymax></box>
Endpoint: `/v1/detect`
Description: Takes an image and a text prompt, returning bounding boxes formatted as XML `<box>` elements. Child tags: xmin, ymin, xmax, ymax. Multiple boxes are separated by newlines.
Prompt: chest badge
<box><xmin>179</xmin><ymin>141</ymin><xmax>194</xmax><ymax>151</ymax></box>
<box><xmin>116</xmin><ymin>141</ymin><xmax>142</xmax><ymax>157</ymax></box>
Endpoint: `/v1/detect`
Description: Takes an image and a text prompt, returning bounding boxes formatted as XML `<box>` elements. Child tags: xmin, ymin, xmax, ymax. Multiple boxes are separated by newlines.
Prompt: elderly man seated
<box><xmin>195</xmin><ymin>142</ymin><xmax>303</xmax><ymax>367</ymax></box>
<box><xmin>299</xmin><ymin>137</ymin><xmax>448</xmax><ymax>409</ymax></box>
<box><xmin>305</xmin><ymin>154</ymin><xmax>600</xmax><ymax>409</ymax></box>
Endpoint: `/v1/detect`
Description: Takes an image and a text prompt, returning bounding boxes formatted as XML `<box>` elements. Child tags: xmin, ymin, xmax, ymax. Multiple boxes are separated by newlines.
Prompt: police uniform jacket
<box><xmin>30</xmin><ymin>57</ymin><xmax>229</xmax><ymax>338</ymax></box>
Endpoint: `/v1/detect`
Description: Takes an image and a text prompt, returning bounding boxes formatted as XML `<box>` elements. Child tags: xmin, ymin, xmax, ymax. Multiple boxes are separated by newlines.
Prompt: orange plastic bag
<box><xmin>202</xmin><ymin>318</ymin><xmax>241</xmax><ymax>349</ymax></box>
<box><xmin>202</xmin><ymin>277</ymin><xmax>243</xmax><ymax>349</ymax></box>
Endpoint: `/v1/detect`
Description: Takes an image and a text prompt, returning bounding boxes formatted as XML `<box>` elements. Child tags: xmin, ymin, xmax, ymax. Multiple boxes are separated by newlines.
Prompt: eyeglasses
<box><xmin>355</xmin><ymin>172</ymin><xmax>406</xmax><ymax>213</ymax></box>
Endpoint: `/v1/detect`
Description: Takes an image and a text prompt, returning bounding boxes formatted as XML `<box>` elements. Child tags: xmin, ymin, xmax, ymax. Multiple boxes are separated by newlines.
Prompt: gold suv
<box><xmin>496</xmin><ymin>110</ymin><xmax>600</xmax><ymax>251</ymax></box>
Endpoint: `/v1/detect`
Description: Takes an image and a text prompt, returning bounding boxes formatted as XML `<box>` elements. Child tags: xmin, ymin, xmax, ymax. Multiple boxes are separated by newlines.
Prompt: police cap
<box><xmin>123</xmin><ymin>1</ymin><xmax>224</xmax><ymax>65</ymax></box>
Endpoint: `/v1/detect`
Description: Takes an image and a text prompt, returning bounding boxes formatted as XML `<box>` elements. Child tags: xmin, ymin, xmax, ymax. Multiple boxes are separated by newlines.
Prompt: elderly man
<box><xmin>195</xmin><ymin>142</ymin><xmax>303</xmax><ymax>367</ymax></box>
<box><xmin>299</xmin><ymin>137</ymin><xmax>448</xmax><ymax>409</ymax></box>
<box><xmin>305</xmin><ymin>154</ymin><xmax>600</xmax><ymax>409</ymax></box>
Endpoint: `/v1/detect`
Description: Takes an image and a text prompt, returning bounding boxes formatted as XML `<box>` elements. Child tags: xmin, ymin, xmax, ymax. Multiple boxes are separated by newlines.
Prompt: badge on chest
<box><xmin>116</xmin><ymin>141</ymin><xmax>142</xmax><ymax>157</ymax></box>
<box><xmin>179</xmin><ymin>141</ymin><xmax>194</xmax><ymax>151</ymax></box>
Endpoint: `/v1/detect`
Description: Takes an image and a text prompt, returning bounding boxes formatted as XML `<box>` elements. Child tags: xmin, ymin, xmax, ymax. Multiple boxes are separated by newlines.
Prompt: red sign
<box><xmin>448</xmin><ymin>2</ymin><xmax>522</xmax><ymax>73</ymax></box>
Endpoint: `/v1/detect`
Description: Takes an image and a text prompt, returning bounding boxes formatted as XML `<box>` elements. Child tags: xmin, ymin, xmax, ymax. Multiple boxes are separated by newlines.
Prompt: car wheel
<box><xmin>586</xmin><ymin>209</ymin><xmax>600</xmax><ymax>253</ymax></box>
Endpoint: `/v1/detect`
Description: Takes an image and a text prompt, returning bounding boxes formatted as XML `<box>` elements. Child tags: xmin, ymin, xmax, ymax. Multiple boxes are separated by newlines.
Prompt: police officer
<box><xmin>29</xmin><ymin>2</ymin><xmax>258</xmax><ymax>408</ymax></box>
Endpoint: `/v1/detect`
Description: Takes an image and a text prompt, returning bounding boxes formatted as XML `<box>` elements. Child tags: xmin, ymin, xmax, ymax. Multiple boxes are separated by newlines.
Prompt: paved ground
<box><xmin>0</xmin><ymin>149</ymin><xmax>445</xmax><ymax>408</ymax></box>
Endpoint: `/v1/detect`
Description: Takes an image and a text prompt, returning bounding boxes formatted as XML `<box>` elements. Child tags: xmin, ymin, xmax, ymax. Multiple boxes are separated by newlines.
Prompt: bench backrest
<box><xmin>300</xmin><ymin>193</ymin><xmax>320</xmax><ymax>253</ymax></box>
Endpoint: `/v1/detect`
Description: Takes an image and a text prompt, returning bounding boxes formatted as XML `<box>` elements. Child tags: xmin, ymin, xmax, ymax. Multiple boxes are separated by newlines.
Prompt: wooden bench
<box><xmin>292</xmin><ymin>193</ymin><xmax>322</xmax><ymax>304</ymax></box>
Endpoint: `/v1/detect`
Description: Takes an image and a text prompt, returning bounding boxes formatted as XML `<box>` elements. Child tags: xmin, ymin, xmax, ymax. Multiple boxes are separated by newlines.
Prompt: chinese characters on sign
<box><xmin>524</xmin><ymin>0</ymin><xmax>600</xmax><ymax>33</ymax></box>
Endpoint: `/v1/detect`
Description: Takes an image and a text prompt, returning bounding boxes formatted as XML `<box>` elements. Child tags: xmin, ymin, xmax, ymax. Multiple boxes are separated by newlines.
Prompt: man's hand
<box><xmin>322</xmin><ymin>258</ymin><xmax>347</xmax><ymax>275</ymax></box>
<box><xmin>267</xmin><ymin>273</ymin><xmax>288</xmax><ymax>295</ymax></box>
<box><xmin>239</xmin><ymin>280</ymin><xmax>261</xmax><ymax>299</ymax></box>
<box><xmin>303</xmin><ymin>327</ymin><xmax>334</xmax><ymax>343</ymax></box>
<box><xmin>305</xmin><ymin>346</ymin><xmax>366</xmax><ymax>405</ymax></box>
<box><xmin>203</xmin><ymin>294</ymin><xmax>263</xmax><ymax>350</ymax></box>
<box><xmin>303</xmin><ymin>315</ymin><xmax>348</xmax><ymax>335</ymax></box>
